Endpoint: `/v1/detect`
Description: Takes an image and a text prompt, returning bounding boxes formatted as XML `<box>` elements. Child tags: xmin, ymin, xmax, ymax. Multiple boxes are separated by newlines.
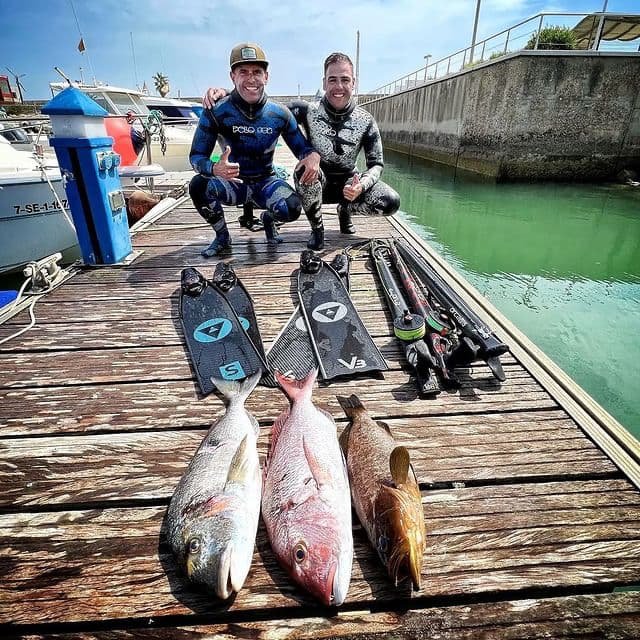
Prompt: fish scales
<box><xmin>338</xmin><ymin>394</ymin><xmax>426</xmax><ymax>590</ymax></box>
<box><xmin>262</xmin><ymin>369</ymin><xmax>353</xmax><ymax>606</ymax></box>
<box><xmin>166</xmin><ymin>372</ymin><xmax>262</xmax><ymax>599</ymax></box>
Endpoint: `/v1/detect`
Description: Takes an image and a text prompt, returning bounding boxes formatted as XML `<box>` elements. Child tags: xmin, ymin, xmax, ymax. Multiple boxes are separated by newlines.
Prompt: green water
<box><xmin>382</xmin><ymin>150</ymin><xmax>640</xmax><ymax>439</ymax></box>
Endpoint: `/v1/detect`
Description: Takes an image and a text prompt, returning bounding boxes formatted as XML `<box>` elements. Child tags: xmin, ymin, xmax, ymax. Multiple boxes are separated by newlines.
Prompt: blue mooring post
<box><xmin>42</xmin><ymin>87</ymin><xmax>132</xmax><ymax>266</ymax></box>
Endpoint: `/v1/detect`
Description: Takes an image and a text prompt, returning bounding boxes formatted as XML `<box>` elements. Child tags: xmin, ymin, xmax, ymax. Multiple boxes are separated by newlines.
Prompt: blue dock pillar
<box><xmin>42</xmin><ymin>87</ymin><xmax>132</xmax><ymax>266</ymax></box>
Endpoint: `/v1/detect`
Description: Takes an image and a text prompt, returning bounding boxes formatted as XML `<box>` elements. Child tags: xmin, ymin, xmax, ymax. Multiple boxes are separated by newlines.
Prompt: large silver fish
<box><xmin>338</xmin><ymin>394</ymin><xmax>426</xmax><ymax>590</ymax></box>
<box><xmin>262</xmin><ymin>370</ymin><xmax>353</xmax><ymax>606</ymax></box>
<box><xmin>166</xmin><ymin>371</ymin><xmax>262</xmax><ymax>599</ymax></box>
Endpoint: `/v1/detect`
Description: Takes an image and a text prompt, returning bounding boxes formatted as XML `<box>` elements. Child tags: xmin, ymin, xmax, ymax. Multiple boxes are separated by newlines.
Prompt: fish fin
<box><xmin>275</xmin><ymin>369</ymin><xmax>317</xmax><ymax>404</ymax></box>
<box><xmin>336</xmin><ymin>393</ymin><xmax>365</xmax><ymax>418</ymax></box>
<box><xmin>212</xmin><ymin>370</ymin><xmax>261</xmax><ymax>406</ymax></box>
<box><xmin>264</xmin><ymin>407</ymin><xmax>289</xmax><ymax>478</ymax></box>
<box><xmin>376</xmin><ymin>420</ymin><xmax>393</xmax><ymax>435</ymax></box>
<box><xmin>389</xmin><ymin>446</ymin><xmax>410</xmax><ymax>486</ymax></box>
<box><xmin>225</xmin><ymin>435</ymin><xmax>253</xmax><ymax>486</ymax></box>
<box><xmin>303</xmin><ymin>435</ymin><xmax>331</xmax><ymax>488</ymax></box>
<box><xmin>249</xmin><ymin>413</ymin><xmax>260</xmax><ymax>438</ymax></box>
<box><xmin>338</xmin><ymin>423</ymin><xmax>351</xmax><ymax>457</ymax></box>
<box><xmin>269</xmin><ymin>407</ymin><xmax>289</xmax><ymax>450</ymax></box>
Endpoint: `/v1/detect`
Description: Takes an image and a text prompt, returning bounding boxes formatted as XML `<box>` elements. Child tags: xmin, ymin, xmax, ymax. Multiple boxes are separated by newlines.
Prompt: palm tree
<box><xmin>152</xmin><ymin>72</ymin><xmax>170</xmax><ymax>97</ymax></box>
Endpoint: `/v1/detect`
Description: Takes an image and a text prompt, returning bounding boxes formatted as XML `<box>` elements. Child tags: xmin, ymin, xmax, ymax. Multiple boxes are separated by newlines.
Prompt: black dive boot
<box><xmin>261</xmin><ymin>211</ymin><xmax>283</xmax><ymax>244</ymax></box>
<box><xmin>200</xmin><ymin>206</ymin><xmax>232</xmax><ymax>257</ymax></box>
<box><xmin>337</xmin><ymin>204</ymin><xmax>356</xmax><ymax>234</ymax></box>
<box><xmin>307</xmin><ymin>226</ymin><xmax>325</xmax><ymax>250</ymax></box>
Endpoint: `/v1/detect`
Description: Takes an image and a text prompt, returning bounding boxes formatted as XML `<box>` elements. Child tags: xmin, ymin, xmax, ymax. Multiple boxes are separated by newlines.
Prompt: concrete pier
<box><xmin>362</xmin><ymin>51</ymin><xmax>640</xmax><ymax>181</ymax></box>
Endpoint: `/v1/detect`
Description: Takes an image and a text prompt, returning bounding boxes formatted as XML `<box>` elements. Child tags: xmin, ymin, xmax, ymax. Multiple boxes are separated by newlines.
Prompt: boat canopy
<box><xmin>572</xmin><ymin>13</ymin><xmax>640</xmax><ymax>49</ymax></box>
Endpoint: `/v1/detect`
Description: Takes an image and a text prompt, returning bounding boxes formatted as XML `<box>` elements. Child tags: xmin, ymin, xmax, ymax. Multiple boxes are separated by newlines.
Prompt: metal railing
<box><xmin>363</xmin><ymin>12</ymin><xmax>640</xmax><ymax>101</ymax></box>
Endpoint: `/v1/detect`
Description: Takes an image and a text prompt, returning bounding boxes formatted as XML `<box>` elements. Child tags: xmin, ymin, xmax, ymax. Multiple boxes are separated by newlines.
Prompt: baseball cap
<box><xmin>229</xmin><ymin>43</ymin><xmax>269</xmax><ymax>69</ymax></box>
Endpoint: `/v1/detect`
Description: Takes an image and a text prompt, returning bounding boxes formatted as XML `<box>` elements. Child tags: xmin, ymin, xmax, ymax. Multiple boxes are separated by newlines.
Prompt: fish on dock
<box><xmin>337</xmin><ymin>394</ymin><xmax>426</xmax><ymax>590</ymax></box>
<box><xmin>262</xmin><ymin>370</ymin><xmax>353</xmax><ymax>606</ymax></box>
<box><xmin>166</xmin><ymin>371</ymin><xmax>262</xmax><ymax>599</ymax></box>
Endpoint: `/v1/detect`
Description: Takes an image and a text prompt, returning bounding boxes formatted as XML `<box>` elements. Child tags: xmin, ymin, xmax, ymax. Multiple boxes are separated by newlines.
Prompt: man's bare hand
<box><xmin>294</xmin><ymin>151</ymin><xmax>320</xmax><ymax>185</ymax></box>
<box><xmin>343</xmin><ymin>173</ymin><xmax>363</xmax><ymax>202</ymax></box>
<box><xmin>213</xmin><ymin>146</ymin><xmax>242</xmax><ymax>183</ymax></box>
<box><xmin>203</xmin><ymin>87</ymin><xmax>227</xmax><ymax>109</ymax></box>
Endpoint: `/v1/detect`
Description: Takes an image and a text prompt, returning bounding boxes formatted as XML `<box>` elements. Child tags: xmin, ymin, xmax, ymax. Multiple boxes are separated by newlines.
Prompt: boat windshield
<box><xmin>148</xmin><ymin>105</ymin><xmax>198</xmax><ymax>120</ymax></box>
<box><xmin>87</xmin><ymin>91</ymin><xmax>150</xmax><ymax>116</ymax></box>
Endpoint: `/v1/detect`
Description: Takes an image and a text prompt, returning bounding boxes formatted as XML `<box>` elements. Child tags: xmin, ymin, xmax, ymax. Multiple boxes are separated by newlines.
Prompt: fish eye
<box><xmin>188</xmin><ymin>537</ymin><xmax>201</xmax><ymax>555</ymax></box>
<box><xmin>293</xmin><ymin>542</ymin><xmax>307</xmax><ymax>564</ymax></box>
<box><xmin>378</xmin><ymin>535</ymin><xmax>389</xmax><ymax>554</ymax></box>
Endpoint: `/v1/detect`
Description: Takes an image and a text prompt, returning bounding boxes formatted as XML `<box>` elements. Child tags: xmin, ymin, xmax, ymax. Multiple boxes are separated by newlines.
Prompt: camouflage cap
<box><xmin>229</xmin><ymin>43</ymin><xmax>269</xmax><ymax>69</ymax></box>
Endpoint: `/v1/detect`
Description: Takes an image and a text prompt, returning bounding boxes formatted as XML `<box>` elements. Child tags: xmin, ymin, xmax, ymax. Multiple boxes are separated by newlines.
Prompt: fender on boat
<box><xmin>104</xmin><ymin>116</ymin><xmax>139</xmax><ymax>166</ymax></box>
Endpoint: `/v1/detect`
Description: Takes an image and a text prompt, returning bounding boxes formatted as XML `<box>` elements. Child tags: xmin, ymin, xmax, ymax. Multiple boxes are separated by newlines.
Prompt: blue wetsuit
<box><xmin>189</xmin><ymin>90</ymin><xmax>315</xmax><ymax>254</ymax></box>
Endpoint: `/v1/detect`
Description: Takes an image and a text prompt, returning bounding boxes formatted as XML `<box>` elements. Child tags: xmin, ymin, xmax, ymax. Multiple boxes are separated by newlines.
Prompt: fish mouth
<box><xmin>215</xmin><ymin>541</ymin><xmax>251</xmax><ymax>600</ymax></box>
<box><xmin>388</xmin><ymin>540</ymin><xmax>422</xmax><ymax>591</ymax></box>
<box><xmin>324</xmin><ymin>561</ymin><xmax>338</xmax><ymax>606</ymax></box>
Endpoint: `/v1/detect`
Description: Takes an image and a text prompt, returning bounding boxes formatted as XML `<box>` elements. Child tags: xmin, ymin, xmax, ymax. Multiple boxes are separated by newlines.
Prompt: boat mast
<box><xmin>69</xmin><ymin>0</ymin><xmax>97</xmax><ymax>85</ymax></box>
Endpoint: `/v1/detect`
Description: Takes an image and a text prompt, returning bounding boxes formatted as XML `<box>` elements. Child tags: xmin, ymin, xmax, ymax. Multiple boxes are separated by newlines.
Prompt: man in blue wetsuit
<box><xmin>205</xmin><ymin>52</ymin><xmax>399</xmax><ymax>251</ymax></box>
<box><xmin>189</xmin><ymin>42</ymin><xmax>320</xmax><ymax>257</ymax></box>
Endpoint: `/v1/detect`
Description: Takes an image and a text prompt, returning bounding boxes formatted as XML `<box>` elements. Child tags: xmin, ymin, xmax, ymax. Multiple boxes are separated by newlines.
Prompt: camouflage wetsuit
<box><xmin>289</xmin><ymin>96</ymin><xmax>400</xmax><ymax>236</ymax></box>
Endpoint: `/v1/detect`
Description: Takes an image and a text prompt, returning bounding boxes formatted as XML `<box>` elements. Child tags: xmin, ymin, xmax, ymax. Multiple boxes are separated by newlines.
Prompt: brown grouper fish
<box><xmin>166</xmin><ymin>371</ymin><xmax>262</xmax><ymax>599</ymax></box>
<box><xmin>262</xmin><ymin>370</ymin><xmax>353</xmax><ymax>605</ymax></box>
<box><xmin>337</xmin><ymin>394</ymin><xmax>426</xmax><ymax>590</ymax></box>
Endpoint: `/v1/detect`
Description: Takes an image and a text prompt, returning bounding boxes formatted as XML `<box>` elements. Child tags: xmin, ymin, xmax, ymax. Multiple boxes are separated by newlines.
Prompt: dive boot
<box><xmin>262</xmin><ymin>211</ymin><xmax>283</xmax><ymax>245</ymax></box>
<box><xmin>201</xmin><ymin>228</ymin><xmax>232</xmax><ymax>258</ymax></box>
<box><xmin>337</xmin><ymin>204</ymin><xmax>356</xmax><ymax>234</ymax></box>
<box><xmin>307</xmin><ymin>226</ymin><xmax>325</xmax><ymax>250</ymax></box>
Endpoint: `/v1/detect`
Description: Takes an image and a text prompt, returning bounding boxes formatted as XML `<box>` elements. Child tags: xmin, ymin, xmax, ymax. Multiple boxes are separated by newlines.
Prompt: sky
<box><xmin>1</xmin><ymin>0</ymin><xmax>638</xmax><ymax>100</ymax></box>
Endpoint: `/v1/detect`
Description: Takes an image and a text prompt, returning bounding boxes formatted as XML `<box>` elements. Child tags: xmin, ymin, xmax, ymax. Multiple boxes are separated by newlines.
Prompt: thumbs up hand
<box><xmin>343</xmin><ymin>173</ymin><xmax>363</xmax><ymax>202</ymax></box>
<box><xmin>213</xmin><ymin>145</ymin><xmax>242</xmax><ymax>183</ymax></box>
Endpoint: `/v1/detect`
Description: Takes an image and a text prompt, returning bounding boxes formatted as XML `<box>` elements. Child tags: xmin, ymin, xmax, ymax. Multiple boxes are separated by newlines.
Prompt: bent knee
<box><xmin>273</xmin><ymin>193</ymin><xmax>302</xmax><ymax>222</ymax></box>
<box><xmin>380</xmin><ymin>189</ymin><xmax>401</xmax><ymax>216</ymax></box>
<box><xmin>189</xmin><ymin>174</ymin><xmax>209</xmax><ymax>206</ymax></box>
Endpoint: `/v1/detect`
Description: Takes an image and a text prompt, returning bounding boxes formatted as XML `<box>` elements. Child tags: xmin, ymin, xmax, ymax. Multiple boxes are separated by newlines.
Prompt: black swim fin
<box><xmin>179</xmin><ymin>267</ymin><xmax>266</xmax><ymax>396</ymax></box>
<box><xmin>211</xmin><ymin>261</ymin><xmax>267</xmax><ymax>365</ymax></box>
<box><xmin>297</xmin><ymin>250</ymin><xmax>388</xmax><ymax>380</ymax></box>
<box><xmin>263</xmin><ymin>252</ymin><xmax>350</xmax><ymax>387</ymax></box>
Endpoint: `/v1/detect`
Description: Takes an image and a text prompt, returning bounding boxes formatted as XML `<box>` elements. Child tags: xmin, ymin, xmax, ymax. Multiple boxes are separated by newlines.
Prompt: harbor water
<box><xmin>382</xmin><ymin>149</ymin><xmax>640</xmax><ymax>440</ymax></box>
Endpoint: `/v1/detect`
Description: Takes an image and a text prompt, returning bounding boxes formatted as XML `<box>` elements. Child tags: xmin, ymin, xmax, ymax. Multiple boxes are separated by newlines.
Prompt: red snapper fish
<box><xmin>261</xmin><ymin>370</ymin><xmax>353</xmax><ymax>606</ymax></box>
<box><xmin>338</xmin><ymin>394</ymin><xmax>426</xmax><ymax>590</ymax></box>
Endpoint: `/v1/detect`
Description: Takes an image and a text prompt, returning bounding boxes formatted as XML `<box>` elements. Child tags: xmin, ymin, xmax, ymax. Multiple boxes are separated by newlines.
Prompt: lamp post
<box><xmin>470</xmin><ymin>0</ymin><xmax>481</xmax><ymax>63</ymax></box>
<box><xmin>423</xmin><ymin>54</ymin><xmax>432</xmax><ymax>81</ymax></box>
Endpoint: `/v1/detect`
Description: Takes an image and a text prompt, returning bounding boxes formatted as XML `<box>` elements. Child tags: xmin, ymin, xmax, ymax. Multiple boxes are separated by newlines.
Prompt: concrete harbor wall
<box><xmin>362</xmin><ymin>52</ymin><xmax>640</xmax><ymax>181</ymax></box>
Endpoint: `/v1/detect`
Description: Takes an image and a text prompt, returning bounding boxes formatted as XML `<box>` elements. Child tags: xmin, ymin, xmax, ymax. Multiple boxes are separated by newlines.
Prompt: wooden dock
<box><xmin>2</xmin><ymin>162</ymin><xmax>640</xmax><ymax>638</ymax></box>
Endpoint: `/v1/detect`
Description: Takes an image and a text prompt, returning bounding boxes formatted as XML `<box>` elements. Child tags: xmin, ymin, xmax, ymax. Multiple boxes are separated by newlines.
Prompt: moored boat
<box><xmin>0</xmin><ymin>137</ymin><xmax>79</xmax><ymax>275</ymax></box>
<box><xmin>49</xmin><ymin>81</ymin><xmax>194</xmax><ymax>171</ymax></box>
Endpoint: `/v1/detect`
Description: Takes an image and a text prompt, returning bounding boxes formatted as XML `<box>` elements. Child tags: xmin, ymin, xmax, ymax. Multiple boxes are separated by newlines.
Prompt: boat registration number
<box><xmin>14</xmin><ymin>200</ymin><xmax>69</xmax><ymax>215</ymax></box>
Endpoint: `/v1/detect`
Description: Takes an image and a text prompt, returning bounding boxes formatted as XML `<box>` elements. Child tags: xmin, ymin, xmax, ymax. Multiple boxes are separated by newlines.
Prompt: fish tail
<box><xmin>336</xmin><ymin>393</ymin><xmax>365</xmax><ymax>418</ymax></box>
<box><xmin>212</xmin><ymin>370</ymin><xmax>262</xmax><ymax>406</ymax></box>
<box><xmin>275</xmin><ymin>369</ymin><xmax>317</xmax><ymax>404</ymax></box>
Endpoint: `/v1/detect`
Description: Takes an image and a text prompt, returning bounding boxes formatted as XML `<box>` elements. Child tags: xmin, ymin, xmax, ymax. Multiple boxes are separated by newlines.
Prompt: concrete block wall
<box><xmin>363</xmin><ymin>52</ymin><xmax>640</xmax><ymax>181</ymax></box>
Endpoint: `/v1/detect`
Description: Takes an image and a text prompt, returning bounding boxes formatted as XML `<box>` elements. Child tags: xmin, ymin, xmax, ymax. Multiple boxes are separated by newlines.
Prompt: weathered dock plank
<box><xmin>2</xmin><ymin>163</ymin><xmax>639</xmax><ymax>638</ymax></box>
<box><xmin>2</xmin><ymin>481</ymin><xmax>640</xmax><ymax>626</ymax></box>
<box><xmin>15</xmin><ymin>593</ymin><xmax>640</xmax><ymax>639</ymax></box>
<box><xmin>0</xmin><ymin>425</ymin><xmax>617</xmax><ymax>508</ymax></box>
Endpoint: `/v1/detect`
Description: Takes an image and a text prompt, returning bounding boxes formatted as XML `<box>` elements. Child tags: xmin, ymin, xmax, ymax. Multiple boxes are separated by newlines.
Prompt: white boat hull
<box><xmin>0</xmin><ymin>171</ymin><xmax>79</xmax><ymax>275</ymax></box>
